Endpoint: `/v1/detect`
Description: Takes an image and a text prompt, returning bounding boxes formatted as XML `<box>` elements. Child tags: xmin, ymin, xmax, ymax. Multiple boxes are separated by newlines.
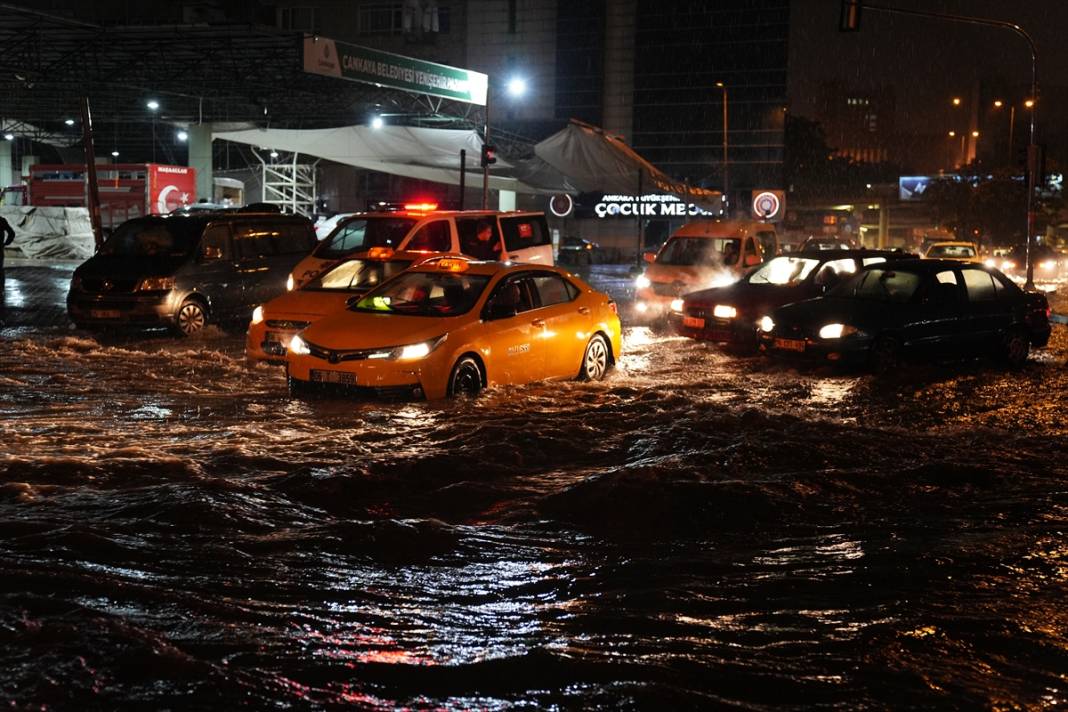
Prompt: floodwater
<box><xmin>2</xmin><ymin>264</ymin><xmax>1068</xmax><ymax>709</ymax></box>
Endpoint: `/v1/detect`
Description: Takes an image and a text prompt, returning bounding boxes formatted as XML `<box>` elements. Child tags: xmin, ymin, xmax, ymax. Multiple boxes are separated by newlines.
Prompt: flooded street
<box><xmin>2</xmin><ymin>264</ymin><xmax>1068</xmax><ymax>708</ymax></box>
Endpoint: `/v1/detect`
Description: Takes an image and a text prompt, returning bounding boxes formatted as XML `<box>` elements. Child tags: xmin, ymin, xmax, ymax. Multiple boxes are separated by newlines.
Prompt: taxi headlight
<box><xmin>818</xmin><ymin>323</ymin><xmax>858</xmax><ymax>339</ymax></box>
<box><xmin>136</xmin><ymin>276</ymin><xmax>175</xmax><ymax>292</ymax></box>
<box><xmin>251</xmin><ymin>305</ymin><xmax>264</xmax><ymax>324</ymax></box>
<box><xmin>376</xmin><ymin>334</ymin><xmax>448</xmax><ymax>361</ymax></box>
<box><xmin>670</xmin><ymin>298</ymin><xmax>684</xmax><ymax>313</ymax></box>
<box><xmin>758</xmin><ymin>316</ymin><xmax>774</xmax><ymax>333</ymax></box>
<box><xmin>635</xmin><ymin>274</ymin><xmax>651</xmax><ymax>289</ymax></box>
<box><xmin>288</xmin><ymin>335</ymin><xmax>311</xmax><ymax>355</ymax></box>
<box><xmin>713</xmin><ymin>304</ymin><xmax>737</xmax><ymax>319</ymax></box>
<box><xmin>286</xmin><ymin>274</ymin><xmax>296</xmax><ymax>291</ymax></box>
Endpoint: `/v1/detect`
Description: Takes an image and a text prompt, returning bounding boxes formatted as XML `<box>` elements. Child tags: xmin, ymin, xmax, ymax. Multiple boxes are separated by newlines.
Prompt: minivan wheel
<box><xmin>868</xmin><ymin>335</ymin><xmax>900</xmax><ymax>375</ymax></box>
<box><xmin>448</xmin><ymin>356</ymin><xmax>484</xmax><ymax>397</ymax></box>
<box><xmin>579</xmin><ymin>334</ymin><xmax>610</xmax><ymax>381</ymax></box>
<box><xmin>174</xmin><ymin>298</ymin><xmax>207</xmax><ymax>336</ymax></box>
<box><xmin>1000</xmin><ymin>329</ymin><xmax>1030</xmax><ymax>369</ymax></box>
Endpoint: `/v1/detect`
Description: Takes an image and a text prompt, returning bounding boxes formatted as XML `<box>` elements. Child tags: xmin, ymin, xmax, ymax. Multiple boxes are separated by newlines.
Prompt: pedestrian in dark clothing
<box><xmin>0</xmin><ymin>215</ymin><xmax>14</xmax><ymax>278</ymax></box>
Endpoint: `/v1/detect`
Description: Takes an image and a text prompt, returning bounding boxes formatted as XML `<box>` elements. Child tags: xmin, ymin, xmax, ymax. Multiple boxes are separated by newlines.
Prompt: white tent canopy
<box><xmin>214</xmin><ymin>121</ymin><xmax>722</xmax><ymax>209</ymax></box>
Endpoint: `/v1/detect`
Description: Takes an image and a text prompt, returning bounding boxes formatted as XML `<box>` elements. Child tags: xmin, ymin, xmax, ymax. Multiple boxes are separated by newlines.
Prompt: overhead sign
<box><xmin>590</xmin><ymin>194</ymin><xmax>719</xmax><ymax>219</ymax></box>
<box><xmin>549</xmin><ymin>194</ymin><xmax>574</xmax><ymax>217</ymax></box>
<box><xmin>303</xmin><ymin>35</ymin><xmax>488</xmax><ymax>105</ymax></box>
<box><xmin>751</xmin><ymin>190</ymin><xmax>784</xmax><ymax>220</ymax></box>
<box><xmin>899</xmin><ymin>176</ymin><xmax>933</xmax><ymax>201</ymax></box>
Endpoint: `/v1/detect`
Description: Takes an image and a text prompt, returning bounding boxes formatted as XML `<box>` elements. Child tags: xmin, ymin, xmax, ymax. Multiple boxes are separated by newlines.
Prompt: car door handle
<box><xmin>578</xmin><ymin>306</ymin><xmax>590</xmax><ymax>315</ymax></box>
<box><xmin>531</xmin><ymin>318</ymin><xmax>545</xmax><ymax>327</ymax></box>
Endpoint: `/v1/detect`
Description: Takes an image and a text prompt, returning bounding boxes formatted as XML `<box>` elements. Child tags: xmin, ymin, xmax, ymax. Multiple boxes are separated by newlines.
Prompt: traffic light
<box><xmin>840</xmin><ymin>0</ymin><xmax>862</xmax><ymax>31</ymax></box>
<box><xmin>480</xmin><ymin>144</ymin><xmax>497</xmax><ymax>167</ymax></box>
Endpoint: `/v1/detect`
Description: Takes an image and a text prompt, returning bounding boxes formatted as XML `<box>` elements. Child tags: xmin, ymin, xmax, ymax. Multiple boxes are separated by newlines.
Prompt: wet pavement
<box><xmin>2</xmin><ymin>260</ymin><xmax>1068</xmax><ymax>709</ymax></box>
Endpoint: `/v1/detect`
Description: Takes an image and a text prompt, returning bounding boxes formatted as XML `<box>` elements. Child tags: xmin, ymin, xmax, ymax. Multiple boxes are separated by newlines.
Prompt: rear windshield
<box><xmin>316</xmin><ymin>217</ymin><xmax>417</xmax><ymax>259</ymax></box>
<box><xmin>99</xmin><ymin>218</ymin><xmax>203</xmax><ymax>257</ymax></box>
<box><xmin>657</xmin><ymin>236</ymin><xmax>740</xmax><ymax>266</ymax></box>
<box><xmin>927</xmin><ymin>244</ymin><xmax>976</xmax><ymax>258</ymax></box>
<box><xmin>305</xmin><ymin>258</ymin><xmax>413</xmax><ymax>292</ymax></box>
<box><xmin>352</xmin><ymin>271</ymin><xmax>490</xmax><ymax>317</ymax></box>
<box><xmin>830</xmin><ymin>268</ymin><xmax>921</xmax><ymax>303</ymax></box>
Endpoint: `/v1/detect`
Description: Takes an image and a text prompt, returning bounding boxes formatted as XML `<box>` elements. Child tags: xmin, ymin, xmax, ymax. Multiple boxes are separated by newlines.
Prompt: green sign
<box><xmin>303</xmin><ymin>35</ymin><xmax>488</xmax><ymax>106</ymax></box>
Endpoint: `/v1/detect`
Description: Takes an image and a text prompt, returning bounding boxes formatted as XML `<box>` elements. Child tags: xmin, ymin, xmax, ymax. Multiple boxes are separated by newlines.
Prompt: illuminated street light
<box><xmin>64</xmin><ymin>118</ymin><xmax>75</xmax><ymax>126</ymax></box>
<box><xmin>111</xmin><ymin>150</ymin><xmax>119</xmax><ymax>157</ymax></box>
<box><xmin>371</xmin><ymin>115</ymin><xmax>384</xmax><ymax>129</ymax></box>
<box><xmin>269</xmin><ymin>150</ymin><xmax>279</xmax><ymax>158</ymax></box>
<box><xmin>146</xmin><ymin>100</ymin><xmax>160</xmax><ymax>111</ymax></box>
<box><xmin>952</xmin><ymin>97</ymin><xmax>961</xmax><ymax>106</ymax></box>
<box><xmin>993</xmin><ymin>99</ymin><xmax>1003</xmax><ymax>108</ymax></box>
<box><xmin>176</xmin><ymin>130</ymin><xmax>188</xmax><ymax>142</ymax></box>
<box><xmin>1024</xmin><ymin>98</ymin><xmax>1035</xmax><ymax>108</ymax></box>
<box><xmin>3</xmin><ymin>133</ymin><xmax>12</xmax><ymax>141</ymax></box>
<box><xmin>971</xmin><ymin>130</ymin><xmax>980</xmax><ymax>138</ymax></box>
<box><xmin>948</xmin><ymin>130</ymin><xmax>956</xmax><ymax>137</ymax></box>
<box><xmin>506</xmin><ymin>76</ymin><xmax>528</xmax><ymax>98</ymax></box>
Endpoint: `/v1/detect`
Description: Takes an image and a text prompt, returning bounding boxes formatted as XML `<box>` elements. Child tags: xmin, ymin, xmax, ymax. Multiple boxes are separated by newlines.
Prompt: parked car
<box><xmin>758</xmin><ymin>259</ymin><xmax>1051</xmax><ymax>372</ymax></box>
<box><xmin>289</xmin><ymin>208</ymin><xmax>553</xmax><ymax>289</ymax></box>
<box><xmin>68</xmin><ymin>210</ymin><xmax>317</xmax><ymax>335</ymax></box>
<box><xmin>634</xmin><ymin>220</ymin><xmax>779</xmax><ymax>320</ymax></box>
<box><xmin>558</xmin><ymin>236</ymin><xmax>604</xmax><ymax>266</ymax></box>
<box><xmin>671</xmin><ymin>249</ymin><xmax>914</xmax><ymax>351</ymax></box>
<box><xmin>286</xmin><ymin>259</ymin><xmax>621</xmax><ymax>400</ymax></box>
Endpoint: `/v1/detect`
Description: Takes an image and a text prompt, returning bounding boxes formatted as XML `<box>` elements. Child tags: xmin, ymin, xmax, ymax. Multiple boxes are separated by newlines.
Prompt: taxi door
<box><xmin>481</xmin><ymin>275</ymin><xmax>543</xmax><ymax>384</ymax></box>
<box><xmin>526</xmin><ymin>272</ymin><xmax>588</xmax><ymax>378</ymax></box>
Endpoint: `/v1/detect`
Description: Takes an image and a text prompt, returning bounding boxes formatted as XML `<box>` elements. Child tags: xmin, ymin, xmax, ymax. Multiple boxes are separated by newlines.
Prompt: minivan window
<box><xmin>501</xmin><ymin>216</ymin><xmax>550</xmax><ymax>252</ymax></box>
<box><xmin>657</xmin><ymin>236</ymin><xmax>739</xmax><ymax>266</ymax></box>
<box><xmin>233</xmin><ymin>225</ymin><xmax>278</xmax><ymax>259</ymax></box>
<box><xmin>99</xmin><ymin>218</ymin><xmax>202</xmax><ymax>257</ymax></box>
<box><xmin>317</xmin><ymin>217</ymin><xmax>417</xmax><ymax>258</ymax></box>
<box><xmin>406</xmin><ymin>220</ymin><xmax>451</xmax><ymax>252</ymax></box>
<box><xmin>199</xmin><ymin>224</ymin><xmax>231</xmax><ymax>260</ymax></box>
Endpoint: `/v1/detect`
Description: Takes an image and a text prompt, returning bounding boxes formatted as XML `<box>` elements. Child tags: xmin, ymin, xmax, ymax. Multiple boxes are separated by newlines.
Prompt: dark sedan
<box><xmin>670</xmin><ymin>250</ymin><xmax>912</xmax><ymax>351</ymax></box>
<box><xmin>558</xmin><ymin>236</ymin><xmax>604</xmax><ymax>266</ymax></box>
<box><xmin>757</xmin><ymin>259</ymin><xmax>1051</xmax><ymax>372</ymax></box>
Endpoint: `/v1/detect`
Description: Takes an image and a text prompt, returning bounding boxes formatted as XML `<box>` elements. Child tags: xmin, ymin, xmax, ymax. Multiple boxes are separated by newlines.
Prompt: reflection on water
<box><xmin>1</xmin><ymin>325</ymin><xmax>1067</xmax><ymax>708</ymax></box>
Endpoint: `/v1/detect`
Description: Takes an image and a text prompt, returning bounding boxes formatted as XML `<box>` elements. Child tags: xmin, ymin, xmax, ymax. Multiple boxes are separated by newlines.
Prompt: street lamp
<box><xmin>176</xmin><ymin>130</ymin><xmax>188</xmax><ymax>142</ymax></box>
<box><xmin>715</xmin><ymin>81</ymin><xmax>729</xmax><ymax>213</ymax></box>
<box><xmin>370</xmin><ymin>115</ymin><xmax>384</xmax><ymax>129</ymax></box>
<box><xmin>506</xmin><ymin>76</ymin><xmax>527</xmax><ymax>98</ymax></box>
<box><xmin>952</xmin><ymin>96</ymin><xmax>962</xmax><ymax>106</ymax></box>
<box><xmin>146</xmin><ymin>99</ymin><xmax>159</xmax><ymax>162</ymax></box>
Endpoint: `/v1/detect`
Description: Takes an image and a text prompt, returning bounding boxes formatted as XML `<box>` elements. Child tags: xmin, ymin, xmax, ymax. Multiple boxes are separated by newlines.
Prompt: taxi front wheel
<box><xmin>448</xmin><ymin>356</ymin><xmax>484</xmax><ymax>397</ymax></box>
<box><xmin>579</xmin><ymin>334</ymin><xmax>610</xmax><ymax>381</ymax></box>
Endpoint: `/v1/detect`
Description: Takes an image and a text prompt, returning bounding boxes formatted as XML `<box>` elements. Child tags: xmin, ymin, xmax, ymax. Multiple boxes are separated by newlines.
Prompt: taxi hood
<box><xmin>263</xmin><ymin>289</ymin><xmax>352</xmax><ymax>320</ymax></box>
<box><xmin>300</xmin><ymin>309</ymin><xmax>455</xmax><ymax>350</ymax></box>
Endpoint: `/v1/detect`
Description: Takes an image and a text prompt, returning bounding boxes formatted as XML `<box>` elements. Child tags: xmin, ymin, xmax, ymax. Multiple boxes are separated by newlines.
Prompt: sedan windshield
<box><xmin>316</xmin><ymin>217</ymin><xmax>417</xmax><ymax>259</ymax></box>
<box><xmin>99</xmin><ymin>218</ymin><xmax>202</xmax><ymax>257</ymax></box>
<box><xmin>305</xmin><ymin>258</ymin><xmax>413</xmax><ymax>292</ymax></box>
<box><xmin>656</xmin><ymin>237</ymin><xmax>740</xmax><ymax>266</ymax></box>
<box><xmin>747</xmin><ymin>256</ymin><xmax>820</xmax><ymax>285</ymax></box>
<box><xmin>352</xmin><ymin>271</ymin><xmax>490</xmax><ymax>317</ymax></box>
<box><xmin>830</xmin><ymin>268</ymin><xmax>921</xmax><ymax>303</ymax></box>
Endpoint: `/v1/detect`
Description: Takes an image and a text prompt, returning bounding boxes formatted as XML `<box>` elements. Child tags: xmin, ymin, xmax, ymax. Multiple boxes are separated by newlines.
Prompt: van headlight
<box><xmin>670</xmin><ymin>298</ymin><xmax>684</xmax><ymax>313</ymax></box>
<box><xmin>288</xmin><ymin>335</ymin><xmax>311</xmax><ymax>355</ymax></box>
<box><xmin>286</xmin><ymin>274</ymin><xmax>296</xmax><ymax>291</ymax></box>
<box><xmin>818</xmin><ymin>323</ymin><xmax>858</xmax><ymax>339</ymax></box>
<box><xmin>758</xmin><ymin>316</ymin><xmax>774</xmax><ymax>332</ymax></box>
<box><xmin>136</xmin><ymin>276</ymin><xmax>176</xmax><ymax>292</ymax></box>
<box><xmin>713</xmin><ymin>304</ymin><xmax>737</xmax><ymax>319</ymax></box>
<box><xmin>635</xmin><ymin>274</ymin><xmax>651</xmax><ymax>289</ymax></box>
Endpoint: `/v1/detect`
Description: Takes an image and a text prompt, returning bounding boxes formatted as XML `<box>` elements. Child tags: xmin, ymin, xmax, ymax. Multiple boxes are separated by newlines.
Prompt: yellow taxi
<box><xmin>285</xmin><ymin>259</ymin><xmax>621</xmax><ymax>399</ymax></box>
<box><xmin>246</xmin><ymin>248</ymin><xmax>452</xmax><ymax>363</ymax></box>
<box><xmin>923</xmin><ymin>241</ymin><xmax>981</xmax><ymax>262</ymax></box>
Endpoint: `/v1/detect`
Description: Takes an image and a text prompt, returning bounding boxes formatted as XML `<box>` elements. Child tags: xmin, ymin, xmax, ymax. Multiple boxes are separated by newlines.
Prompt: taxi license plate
<box><xmin>310</xmin><ymin>369</ymin><xmax>356</xmax><ymax>385</ymax></box>
<box><xmin>682</xmin><ymin>316</ymin><xmax>705</xmax><ymax>329</ymax></box>
<box><xmin>89</xmin><ymin>309</ymin><xmax>121</xmax><ymax>319</ymax></box>
<box><xmin>774</xmin><ymin>337</ymin><xmax>806</xmax><ymax>353</ymax></box>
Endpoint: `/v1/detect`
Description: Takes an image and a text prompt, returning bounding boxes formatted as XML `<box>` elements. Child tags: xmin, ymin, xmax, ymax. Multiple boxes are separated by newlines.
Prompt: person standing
<box><xmin>0</xmin><ymin>214</ymin><xmax>14</xmax><ymax>280</ymax></box>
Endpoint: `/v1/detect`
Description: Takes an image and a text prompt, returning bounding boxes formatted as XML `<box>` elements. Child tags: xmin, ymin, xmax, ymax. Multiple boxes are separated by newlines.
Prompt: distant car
<box><xmin>286</xmin><ymin>260</ymin><xmax>621</xmax><ymax>399</ymax></box>
<box><xmin>924</xmin><ymin>241</ymin><xmax>980</xmax><ymax>262</ymax></box>
<box><xmin>758</xmin><ymin>259</ymin><xmax>1051</xmax><ymax>372</ymax></box>
<box><xmin>670</xmin><ymin>250</ymin><xmax>913</xmax><ymax>351</ymax></box>
<box><xmin>797</xmin><ymin>236</ymin><xmax>857</xmax><ymax>251</ymax></box>
<box><xmin>558</xmin><ymin>237</ymin><xmax>603</xmax><ymax>265</ymax></box>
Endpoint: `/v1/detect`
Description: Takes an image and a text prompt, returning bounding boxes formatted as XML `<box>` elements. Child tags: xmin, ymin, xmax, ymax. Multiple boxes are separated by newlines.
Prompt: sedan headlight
<box><xmin>288</xmin><ymin>334</ymin><xmax>311</xmax><ymax>355</ymax></box>
<box><xmin>635</xmin><ymin>274</ymin><xmax>651</xmax><ymax>289</ymax></box>
<box><xmin>286</xmin><ymin>274</ymin><xmax>296</xmax><ymax>291</ymax></box>
<box><xmin>251</xmin><ymin>305</ymin><xmax>264</xmax><ymax>324</ymax></box>
<box><xmin>758</xmin><ymin>316</ymin><xmax>774</xmax><ymax>333</ymax></box>
<box><xmin>713</xmin><ymin>304</ymin><xmax>737</xmax><ymax>319</ymax></box>
<box><xmin>670</xmin><ymin>298</ymin><xmax>684</xmax><ymax>313</ymax></box>
<box><xmin>1001</xmin><ymin>260</ymin><xmax>1016</xmax><ymax>271</ymax></box>
<box><xmin>136</xmin><ymin>276</ymin><xmax>176</xmax><ymax>292</ymax></box>
<box><xmin>984</xmin><ymin>258</ymin><xmax>997</xmax><ymax>268</ymax></box>
<box><xmin>818</xmin><ymin>323</ymin><xmax>858</xmax><ymax>339</ymax></box>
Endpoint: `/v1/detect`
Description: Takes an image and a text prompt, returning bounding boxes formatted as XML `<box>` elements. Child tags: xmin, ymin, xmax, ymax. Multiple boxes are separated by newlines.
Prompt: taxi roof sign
<box><xmin>367</xmin><ymin>246</ymin><xmax>395</xmax><ymax>260</ymax></box>
<box><xmin>433</xmin><ymin>258</ymin><xmax>470</xmax><ymax>272</ymax></box>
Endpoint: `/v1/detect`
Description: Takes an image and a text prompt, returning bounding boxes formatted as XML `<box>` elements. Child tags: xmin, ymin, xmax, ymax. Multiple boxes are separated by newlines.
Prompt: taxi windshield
<box><xmin>317</xmin><ymin>217</ymin><xmax>417</xmax><ymax>259</ymax></box>
<box><xmin>656</xmin><ymin>236</ymin><xmax>740</xmax><ymax>266</ymax></box>
<box><xmin>352</xmin><ymin>271</ymin><xmax>490</xmax><ymax>317</ymax></box>
<box><xmin>99</xmin><ymin>218</ymin><xmax>202</xmax><ymax>257</ymax></box>
<box><xmin>747</xmin><ymin>256</ymin><xmax>820</xmax><ymax>285</ymax></box>
<box><xmin>304</xmin><ymin>258</ymin><xmax>413</xmax><ymax>292</ymax></box>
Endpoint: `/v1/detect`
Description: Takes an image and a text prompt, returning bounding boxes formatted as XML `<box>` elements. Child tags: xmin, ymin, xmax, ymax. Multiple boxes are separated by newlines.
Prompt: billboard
<box><xmin>148</xmin><ymin>164</ymin><xmax>196</xmax><ymax>215</ymax></box>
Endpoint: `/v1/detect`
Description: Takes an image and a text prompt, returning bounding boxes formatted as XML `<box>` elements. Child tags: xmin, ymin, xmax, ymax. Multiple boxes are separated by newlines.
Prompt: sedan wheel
<box><xmin>579</xmin><ymin>334</ymin><xmax>610</xmax><ymax>381</ymax></box>
<box><xmin>175</xmin><ymin>299</ymin><xmax>207</xmax><ymax>336</ymax></box>
<box><xmin>1001</xmin><ymin>329</ymin><xmax>1030</xmax><ymax>369</ymax></box>
<box><xmin>449</xmin><ymin>356</ymin><xmax>484</xmax><ymax>397</ymax></box>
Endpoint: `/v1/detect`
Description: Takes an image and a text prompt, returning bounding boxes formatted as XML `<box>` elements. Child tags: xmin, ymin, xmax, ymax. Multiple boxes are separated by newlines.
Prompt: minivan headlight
<box><xmin>286</xmin><ymin>274</ymin><xmax>296</xmax><ymax>291</ymax></box>
<box><xmin>288</xmin><ymin>335</ymin><xmax>311</xmax><ymax>355</ymax></box>
<box><xmin>251</xmin><ymin>306</ymin><xmax>264</xmax><ymax>324</ymax></box>
<box><xmin>137</xmin><ymin>276</ymin><xmax>176</xmax><ymax>292</ymax></box>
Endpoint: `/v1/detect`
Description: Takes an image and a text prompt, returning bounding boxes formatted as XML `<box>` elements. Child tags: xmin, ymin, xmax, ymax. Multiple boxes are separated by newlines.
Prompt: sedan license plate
<box><xmin>682</xmin><ymin>316</ymin><xmax>705</xmax><ymax>329</ymax></box>
<box><xmin>89</xmin><ymin>309</ymin><xmax>121</xmax><ymax>319</ymax></box>
<box><xmin>774</xmin><ymin>337</ymin><xmax>806</xmax><ymax>353</ymax></box>
<box><xmin>310</xmin><ymin>369</ymin><xmax>356</xmax><ymax>385</ymax></box>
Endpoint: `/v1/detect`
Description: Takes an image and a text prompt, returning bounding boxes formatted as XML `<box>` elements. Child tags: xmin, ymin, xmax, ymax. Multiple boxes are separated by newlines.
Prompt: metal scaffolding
<box><xmin>253</xmin><ymin>149</ymin><xmax>318</xmax><ymax>217</ymax></box>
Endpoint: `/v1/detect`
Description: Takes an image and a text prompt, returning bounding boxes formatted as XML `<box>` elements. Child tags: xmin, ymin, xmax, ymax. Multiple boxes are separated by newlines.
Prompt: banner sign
<box><xmin>303</xmin><ymin>35</ymin><xmax>488</xmax><ymax>105</ymax></box>
<box><xmin>147</xmin><ymin>164</ymin><xmax>196</xmax><ymax>215</ymax></box>
<box><xmin>588</xmin><ymin>194</ymin><xmax>719</xmax><ymax>219</ymax></box>
<box><xmin>751</xmin><ymin>190</ymin><xmax>785</xmax><ymax>220</ymax></box>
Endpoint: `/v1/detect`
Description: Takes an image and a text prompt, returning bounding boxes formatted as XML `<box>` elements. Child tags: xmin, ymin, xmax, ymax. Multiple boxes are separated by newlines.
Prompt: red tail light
<box><xmin>607</xmin><ymin>300</ymin><xmax>618</xmax><ymax>315</ymax></box>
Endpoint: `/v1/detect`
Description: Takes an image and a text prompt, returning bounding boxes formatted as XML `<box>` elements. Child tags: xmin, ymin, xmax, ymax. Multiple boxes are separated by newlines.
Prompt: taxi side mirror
<box><xmin>643</xmin><ymin>250</ymin><xmax>656</xmax><ymax>264</ymax></box>
<box><xmin>486</xmin><ymin>302</ymin><xmax>518</xmax><ymax>320</ymax></box>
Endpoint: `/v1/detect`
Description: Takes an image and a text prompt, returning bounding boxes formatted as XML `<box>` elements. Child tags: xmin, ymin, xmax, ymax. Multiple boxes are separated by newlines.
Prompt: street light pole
<box><xmin>715</xmin><ymin>82</ymin><xmax>729</xmax><ymax>213</ymax></box>
<box><xmin>482</xmin><ymin>91</ymin><xmax>490</xmax><ymax>210</ymax></box>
